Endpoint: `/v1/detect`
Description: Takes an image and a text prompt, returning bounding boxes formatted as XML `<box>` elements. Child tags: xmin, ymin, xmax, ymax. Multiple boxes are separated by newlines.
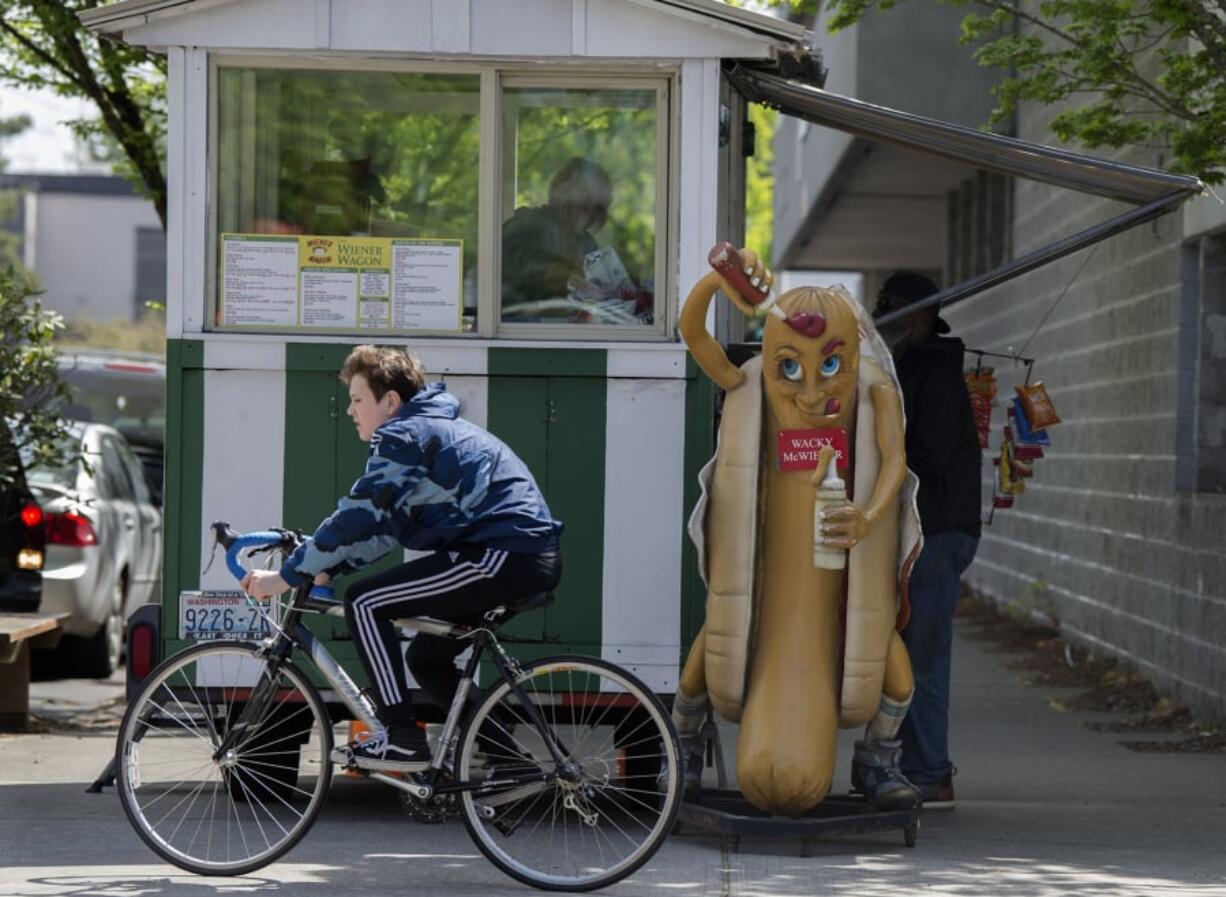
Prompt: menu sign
<box><xmin>220</xmin><ymin>233</ymin><xmax>463</xmax><ymax>333</ymax></box>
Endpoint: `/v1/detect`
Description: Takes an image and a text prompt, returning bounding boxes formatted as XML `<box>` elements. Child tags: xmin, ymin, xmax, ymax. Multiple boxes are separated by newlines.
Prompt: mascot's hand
<box><xmin>714</xmin><ymin>247</ymin><xmax>773</xmax><ymax>318</ymax></box>
<box><xmin>818</xmin><ymin>503</ymin><xmax>870</xmax><ymax>550</ymax></box>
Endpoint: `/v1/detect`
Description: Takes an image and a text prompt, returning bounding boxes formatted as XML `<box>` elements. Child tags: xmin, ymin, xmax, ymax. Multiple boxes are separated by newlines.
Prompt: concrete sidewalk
<box><xmin>1</xmin><ymin>619</ymin><xmax>1224</xmax><ymax>896</ymax></box>
<box><xmin>694</xmin><ymin>616</ymin><xmax>1226</xmax><ymax>895</ymax></box>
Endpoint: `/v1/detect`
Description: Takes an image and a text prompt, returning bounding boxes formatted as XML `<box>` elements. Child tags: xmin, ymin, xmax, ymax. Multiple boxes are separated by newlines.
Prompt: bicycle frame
<box><xmin>222</xmin><ymin>580</ymin><xmax>570</xmax><ymax>799</ymax></box>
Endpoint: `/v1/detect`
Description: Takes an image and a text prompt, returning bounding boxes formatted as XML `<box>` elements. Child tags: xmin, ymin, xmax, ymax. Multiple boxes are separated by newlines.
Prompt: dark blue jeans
<box><xmin>898</xmin><ymin>529</ymin><xmax>979</xmax><ymax>786</ymax></box>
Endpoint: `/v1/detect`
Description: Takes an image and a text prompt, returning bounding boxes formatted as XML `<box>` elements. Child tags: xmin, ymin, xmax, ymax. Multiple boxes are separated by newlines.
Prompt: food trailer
<box><xmin>81</xmin><ymin>0</ymin><xmax>817</xmax><ymax>700</ymax></box>
<box><xmin>83</xmin><ymin>0</ymin><xmax>1200</xmax><ymax>728</ymax></box>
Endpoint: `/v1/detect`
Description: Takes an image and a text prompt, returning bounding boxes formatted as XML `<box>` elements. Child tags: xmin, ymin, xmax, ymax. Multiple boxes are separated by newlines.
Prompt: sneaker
<box><xmin>342</xmin><ymin>724</ymin><xmax>431</xmax><ymax>771</ymax></box>
<box><xmin>659</xmin><ymin>748</ymin><xmax>703</xmax><ymax>795</ymax></box>
<box><xmin>850</xmin><ymin>739</ymin><xmax>921</xmax><ymax>812</ymax></box>
<box><xmin>917</xmin><ymin>775</ymin><xmax>956</xmax><ymax>809</ymax></box>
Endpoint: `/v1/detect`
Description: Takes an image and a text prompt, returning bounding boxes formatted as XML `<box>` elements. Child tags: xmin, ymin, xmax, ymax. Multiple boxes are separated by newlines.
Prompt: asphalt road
<box><xmin>2</xmin><ymin>628</ymin><xmax>1225</xmax><ymax>897</ymax></box>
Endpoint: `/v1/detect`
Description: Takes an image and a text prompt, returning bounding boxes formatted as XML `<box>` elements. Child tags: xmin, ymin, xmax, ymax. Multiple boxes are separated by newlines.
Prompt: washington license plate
<box><xmin>178</xmin><ymin>591</ymin><xmax>274</xmax><ymax>640</ymax></box>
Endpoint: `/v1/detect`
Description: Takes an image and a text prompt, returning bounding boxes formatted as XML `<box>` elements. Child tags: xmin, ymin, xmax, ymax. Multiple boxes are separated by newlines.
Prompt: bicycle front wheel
<box><xmin>457</xmin><ymin>655</ymin><xmax>682</xmax><ymax>892</ymax></box>
<box><xmin>115</xmin><ymin>641</ymin><xmax>333</xmax><ymax>876</ymax></box>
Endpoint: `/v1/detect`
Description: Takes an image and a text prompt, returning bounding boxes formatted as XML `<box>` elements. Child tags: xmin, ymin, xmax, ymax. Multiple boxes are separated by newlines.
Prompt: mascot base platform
<box><xmin>677</xmin><ymin>789</ymin><xmax>919</xmax><ymax>846</ymax></box>
<box><xmin>674</xmin><ymin>718</ymin><xmax>919</xmax><ymax>846</ymax></box>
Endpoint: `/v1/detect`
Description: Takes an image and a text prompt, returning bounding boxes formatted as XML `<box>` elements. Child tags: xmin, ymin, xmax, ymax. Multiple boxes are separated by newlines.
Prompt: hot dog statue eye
<box><xmin>673</xmin><ymin>244</ymin><xmax>924</xmax><ymax>817</ymax></box>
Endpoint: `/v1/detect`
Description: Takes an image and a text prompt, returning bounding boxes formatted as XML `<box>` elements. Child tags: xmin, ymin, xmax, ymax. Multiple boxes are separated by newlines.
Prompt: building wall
<box><xmin>953</xmin><ymin>90</ymin><xmax>1226</xmax><ymax>721</ymax></box>
<box><xmin>773</xmin><ymin>3</ymin><xmax>998</xmax><ymax>268</ymax></box>
<box><xmin>25</xmin><ymin>190</ymin><xmax>163</xmax><ymax>322</ymax></box>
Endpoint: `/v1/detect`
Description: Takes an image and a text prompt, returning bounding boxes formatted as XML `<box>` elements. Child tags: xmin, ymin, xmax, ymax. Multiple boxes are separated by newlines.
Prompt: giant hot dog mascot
<box><xmin>674</xmin><ymin>246</ymin><xmax>924</xmax><ymax>816</ymax></box>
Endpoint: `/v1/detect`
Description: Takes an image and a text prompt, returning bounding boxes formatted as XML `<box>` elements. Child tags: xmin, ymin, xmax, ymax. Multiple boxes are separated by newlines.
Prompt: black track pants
<box><xmin>343</xmin><ymin>546</ymin><xmax>561</xmax><ymax>726</ymax></box>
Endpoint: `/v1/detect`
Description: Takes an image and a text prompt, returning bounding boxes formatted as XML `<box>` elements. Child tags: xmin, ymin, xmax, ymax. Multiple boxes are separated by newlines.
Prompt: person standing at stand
<box><xmin>873</xmin><ymin>272</ymin><xmax>981</xmax><ymax>808</ymax></box>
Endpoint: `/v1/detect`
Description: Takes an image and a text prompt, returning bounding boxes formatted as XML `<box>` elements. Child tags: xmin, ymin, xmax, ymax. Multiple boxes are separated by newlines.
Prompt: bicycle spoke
<box><xmin>117</xmin><ymin>643</ymin><xmax>332</xmax><ymax>876</ymax></box>
<box><xmin>459</xmin><ymin>655</ymin><xmax>680</xmax><ymax>890</ymax></box>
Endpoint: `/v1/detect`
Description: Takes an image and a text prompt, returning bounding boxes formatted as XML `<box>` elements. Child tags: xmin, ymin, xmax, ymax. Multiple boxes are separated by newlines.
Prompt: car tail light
<box><xmin>44</xmin><ymin>510</ymin><xmax>99</xmax><ymax>546</ymax></box>
<box><xmin>19</xmin><ymin>503</ymin><xmax>45</xmax><ymax>567</ymax></box>
<box><xmin>128</xmin><ymin>621</ymin><xmax>157</xmax><ymax>681</ymax></box>
<box><xmin>20</xmin><ymin>503</ymin><xmax>42</xmax><ymax>528</ymax></box>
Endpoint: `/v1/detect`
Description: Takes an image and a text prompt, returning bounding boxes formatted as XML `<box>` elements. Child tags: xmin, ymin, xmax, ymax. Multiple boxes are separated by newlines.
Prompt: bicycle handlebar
<box><xmin>211</xmin><ymin>521</ymin><xmax>334</xmax><ymax>600</ymax></box>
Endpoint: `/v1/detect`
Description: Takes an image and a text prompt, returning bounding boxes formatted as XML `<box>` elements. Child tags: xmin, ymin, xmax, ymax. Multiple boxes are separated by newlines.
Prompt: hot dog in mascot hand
<box><xmin>674</xmin><ymin>246</ymin><xmax>924</xmax><ymax>816</ymax></box>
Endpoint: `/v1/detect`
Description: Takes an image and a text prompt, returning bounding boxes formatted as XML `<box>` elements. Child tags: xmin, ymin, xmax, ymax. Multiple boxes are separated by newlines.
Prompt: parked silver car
<box><xmin>26</xmin><ymin>423</ymin><xmax>162</xmax><ymax>677</ymax></box>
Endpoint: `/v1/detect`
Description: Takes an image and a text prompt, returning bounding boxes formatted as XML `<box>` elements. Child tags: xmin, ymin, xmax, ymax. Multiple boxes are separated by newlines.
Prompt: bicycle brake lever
<box><xmin>201</xmin><ymin>530</ymin><xmax>220</xmax><ymax>576</ymax></box>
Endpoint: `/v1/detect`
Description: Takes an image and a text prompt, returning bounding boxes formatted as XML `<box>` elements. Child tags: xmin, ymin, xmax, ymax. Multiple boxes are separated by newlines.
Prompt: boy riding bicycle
<box><xmin>242</xmin><ymin>345</ymin><xmax>563</xmax><ymax>769</ymax></box>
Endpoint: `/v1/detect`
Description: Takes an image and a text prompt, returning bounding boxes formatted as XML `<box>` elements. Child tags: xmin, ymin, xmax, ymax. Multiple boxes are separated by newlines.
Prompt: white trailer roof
<box><xmin>81</xmin><ymin>0</ymin><xmax>809</xmax><ymax>51</ymax></box>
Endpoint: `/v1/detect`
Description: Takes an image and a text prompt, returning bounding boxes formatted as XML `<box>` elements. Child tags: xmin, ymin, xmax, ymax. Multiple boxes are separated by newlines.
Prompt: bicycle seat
<box><xmin>483</xmin><ymin>591</ymin><xmax>554</xmax><ymax>624</ymax></box>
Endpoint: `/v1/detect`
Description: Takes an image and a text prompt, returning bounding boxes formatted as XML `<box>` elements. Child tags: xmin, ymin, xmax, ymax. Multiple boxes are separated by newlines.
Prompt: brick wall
<box><xmin>953</xmin><ymin>98</ymin><xmax>1226</xmax><ymax>721</ymax></box>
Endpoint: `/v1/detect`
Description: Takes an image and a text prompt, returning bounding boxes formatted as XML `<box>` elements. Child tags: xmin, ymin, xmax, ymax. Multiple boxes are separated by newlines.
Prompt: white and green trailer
<box><xmin>82</xmin><ymin>0</ymin><xmax>813</xmax><ymax>706</ymax></box>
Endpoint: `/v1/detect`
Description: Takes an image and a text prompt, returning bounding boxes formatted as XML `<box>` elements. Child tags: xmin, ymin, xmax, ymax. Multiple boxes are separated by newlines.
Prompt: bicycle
<box><xmin>115</xmin><ymin>522</ymin><xmax>683</xmax><ymax>891</ymax></box>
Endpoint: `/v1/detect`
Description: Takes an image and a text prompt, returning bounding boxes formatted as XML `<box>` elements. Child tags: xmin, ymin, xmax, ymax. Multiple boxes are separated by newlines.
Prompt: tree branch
<box><xmin>0</xmin><ymin>18</ymin><xmax>89</xmax><ymax>92</ymax></box>
<box><xmin>971</xmin><ymin>0</ymin><xmax>1190</xmax><ymax>120</ymax></box>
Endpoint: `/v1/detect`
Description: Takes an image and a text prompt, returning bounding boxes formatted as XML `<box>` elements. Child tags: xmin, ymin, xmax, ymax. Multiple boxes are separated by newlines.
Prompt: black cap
<box><xmin>878</xmin><ymin>272</ymin><xmax>950</xmax><ymax>334</ymax></box>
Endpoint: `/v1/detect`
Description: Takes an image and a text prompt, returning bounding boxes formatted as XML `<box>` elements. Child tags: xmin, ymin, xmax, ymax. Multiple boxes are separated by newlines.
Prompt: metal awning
<box><xmin>728</xmin><ymin>64</ymin><xmax>1205</xmax><ymax>324</ymax></box>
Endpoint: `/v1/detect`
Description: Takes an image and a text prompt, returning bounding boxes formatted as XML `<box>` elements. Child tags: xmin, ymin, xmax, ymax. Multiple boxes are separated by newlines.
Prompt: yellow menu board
<box><xmin>220</xmin><ymin>233</ymin><xmax>463</xmax><ymax>332</ymax></box>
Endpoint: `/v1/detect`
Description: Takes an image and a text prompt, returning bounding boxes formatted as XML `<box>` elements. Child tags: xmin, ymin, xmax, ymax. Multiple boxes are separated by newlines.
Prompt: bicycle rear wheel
<box><xmin>456</xmin><ymin>655</ymin><xmax>682</xmax><ymax>892</ymax></box>
<box><xmin>115</xmin><ymin>641</ymin><xmax>333</xmax><ymax>876</ymax></box>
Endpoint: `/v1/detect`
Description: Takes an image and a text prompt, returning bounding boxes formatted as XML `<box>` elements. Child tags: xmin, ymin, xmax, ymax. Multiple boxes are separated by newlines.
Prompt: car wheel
<box><xmin>76</xmin><ymin>577</ymin><xmax>125</xmax><ymax>678</ymax></box>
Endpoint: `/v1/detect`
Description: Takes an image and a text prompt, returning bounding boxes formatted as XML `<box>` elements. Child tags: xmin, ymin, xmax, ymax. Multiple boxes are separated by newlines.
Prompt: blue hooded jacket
<box><xmin>280</xmin><ymin>383</ymin><xmax>562</xmax><ymax>586</ymax></box>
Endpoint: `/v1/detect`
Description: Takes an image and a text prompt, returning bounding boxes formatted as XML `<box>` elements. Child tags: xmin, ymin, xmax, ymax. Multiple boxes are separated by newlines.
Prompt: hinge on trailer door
<box><xmin>329</xmin><ymin>395</ymin><xmax>339</xmax><ymax>420</ymax></box>
<box><xmin>544</xmin><ymin>399</ymin><xmax>558</xmax><ymax>425</ymax></box>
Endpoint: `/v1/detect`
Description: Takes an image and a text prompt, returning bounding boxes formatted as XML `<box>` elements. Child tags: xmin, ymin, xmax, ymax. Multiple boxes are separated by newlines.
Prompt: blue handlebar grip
<box><xmin>309</xmin><ymin>585</ymin><xmax>336</xmax><ymax>601</ymax></box>
<box><xmin>225</xmin><ymin>530</ymin><xmax>291</xmax><ymax>585</ymax></box>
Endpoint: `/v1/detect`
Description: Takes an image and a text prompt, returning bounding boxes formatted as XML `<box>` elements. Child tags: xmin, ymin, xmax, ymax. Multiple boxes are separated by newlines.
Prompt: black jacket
<box><xmin>894</xmin><ymin>336</ymin><xmax>982</xmax><ymax>538</ymax></box>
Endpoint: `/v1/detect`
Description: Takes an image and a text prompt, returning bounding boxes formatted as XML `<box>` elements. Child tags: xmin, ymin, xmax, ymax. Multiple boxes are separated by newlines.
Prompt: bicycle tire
<box><xmin>115</xmin><ymin>640</ymin><xmax>333</xmax><ymax>876</ymax></box>
<box><xmin>456</xmin><ymin>655</ymin><xmax>682</xmax><ymax>891</ymax></box>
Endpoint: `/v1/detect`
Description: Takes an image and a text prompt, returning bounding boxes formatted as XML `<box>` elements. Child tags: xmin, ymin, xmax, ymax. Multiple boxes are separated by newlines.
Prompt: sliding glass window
<box><xmin>499</xmin><ymin>84</ymin><xmax>663</xmax><ymax>330</ymax></box>
<box><xmin>215</xmin><ymin>67</ymin><xmax>480</xmax><ymax>335</ymax></box>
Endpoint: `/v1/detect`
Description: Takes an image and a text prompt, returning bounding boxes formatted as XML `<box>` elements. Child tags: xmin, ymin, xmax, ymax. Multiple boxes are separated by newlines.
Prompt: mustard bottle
<box><xmin>813</xmin><ymin>464</ymin><xmax>848</xmax><ymax>571</ymax></box>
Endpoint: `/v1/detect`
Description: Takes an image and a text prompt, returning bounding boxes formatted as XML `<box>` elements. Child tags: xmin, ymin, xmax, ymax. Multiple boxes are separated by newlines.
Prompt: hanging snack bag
<box><xmin>965</xmin><ymin>367</ymin><xmax>997</xmax><ymax>449</ymax></box>
<box><xmin>1011</xmin><ymin>397</ymin><xmax>1051</xmax><ymax>445</ymax></box>
<box><xmin>1015</xmin><ymin>381</ymin><xmax>1061</xmax><ymax>430</ymax></box>
<box><xmin>1010</xmin><ymin>401</ymin><xmax>1047</xmax><ymax>460</ymax></box>
<box><xmin>1001</xmin><ymin>426</ymin><xmax>1034</xmax><ymax>478</ymax></box>
<box><xmin>998</xmin><ymin>440</ymin><xmax>1025</xmax><ymax>495</ymax></box>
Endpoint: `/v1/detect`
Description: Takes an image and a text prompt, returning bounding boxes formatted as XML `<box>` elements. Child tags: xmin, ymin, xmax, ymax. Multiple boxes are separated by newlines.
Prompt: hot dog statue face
<box><xmin>676</xmin><ymin>246</ymin><xmax>923</xmax><ymax>816</ymax></box>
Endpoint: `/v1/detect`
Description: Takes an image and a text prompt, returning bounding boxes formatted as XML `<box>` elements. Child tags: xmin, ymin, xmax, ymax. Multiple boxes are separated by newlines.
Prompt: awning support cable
<box><xmin>1015</xmin><ymin>242</ymin><xmax>1100</xmax><ymax>367</ymax></box>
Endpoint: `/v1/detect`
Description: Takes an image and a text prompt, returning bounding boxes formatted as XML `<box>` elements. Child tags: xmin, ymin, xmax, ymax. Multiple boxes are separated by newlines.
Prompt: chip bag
<box><xmin>1015</xmin><ymin>381</ymin><xmax>1060</xmax><ymax>430</ymax></box>
<box><xmin>965</xmin><ymin>368</ymin><xmax>997</xmax><ymax>449</ymax></box>
<box><xmin>998</xmin><ymin>441</ymin><xmax>1025</xmax><ymax>495</ymax></box>
<box><xmin>1012</xmin><ymin>397</ymin><xmax>1051</xmax><ymax>445</ymax></box>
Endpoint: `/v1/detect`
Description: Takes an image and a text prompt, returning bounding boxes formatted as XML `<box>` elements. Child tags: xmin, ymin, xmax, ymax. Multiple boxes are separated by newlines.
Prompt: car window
<box><xmin>18</xmin><ymin>430</ymin><xmax>80</xmax><ymax>490</ymax></box>
<box><xmin>101</xmin><ymin>437</ymin><xmax>136</xmax><ymax>502</ymax></box>
<box><xmin>117</xmin><ymin>441</ymin><xmax>152</xmax><ymax>505</ymax></box>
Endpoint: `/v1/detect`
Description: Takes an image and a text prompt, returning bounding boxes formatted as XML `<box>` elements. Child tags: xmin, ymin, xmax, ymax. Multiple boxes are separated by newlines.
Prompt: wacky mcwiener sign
<box><xmin>674</xmin><ymin>245</ymin><xmax>924</xmax><ymax>816</ymax></box>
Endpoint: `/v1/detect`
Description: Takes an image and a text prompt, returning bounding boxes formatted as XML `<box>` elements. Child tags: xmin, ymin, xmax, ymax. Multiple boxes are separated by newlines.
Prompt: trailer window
<box><xmin>215</xmin><ymin>68</ymin><xmax>480</xmax><ymax>335</ymax></box>
<box><xmin>499</xmin><ymin>86</ymin><xmax>661</xmax><ymax>329</ymax></box>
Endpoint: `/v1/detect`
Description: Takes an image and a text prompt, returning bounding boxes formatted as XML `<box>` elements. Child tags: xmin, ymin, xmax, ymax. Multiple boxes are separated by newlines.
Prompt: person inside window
<box><xmin>501</xmin><ymin>157</ymin><xmax>650</xmax><ymax>323</ymax></box>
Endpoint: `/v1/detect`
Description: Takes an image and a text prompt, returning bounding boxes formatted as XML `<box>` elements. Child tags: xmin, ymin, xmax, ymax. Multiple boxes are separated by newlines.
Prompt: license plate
<box><xmin>179</xmin><ymin>590</ymin><xmax>274</xmax><ymax>640</ymax></box>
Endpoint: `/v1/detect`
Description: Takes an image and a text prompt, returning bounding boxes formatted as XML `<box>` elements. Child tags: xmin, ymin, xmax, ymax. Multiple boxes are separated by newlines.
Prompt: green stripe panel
<box><xmin>488</xmin><ymin>348</ymin><xmax>607</xmax><ymax>652</ymax></box>
<box><xmin>680</xmin><ymin>354</ymin><xmax>714</xmax><ymax>656</ymax></box>
<box><xmin>489</xmin><ymin>348</ymin><xmax>607</xmax><ymax>378</ymax></box>
<box><xmin>162</xmin><ymin>339</ymin><xmax>205</xmax><ymax>643</ymax></box>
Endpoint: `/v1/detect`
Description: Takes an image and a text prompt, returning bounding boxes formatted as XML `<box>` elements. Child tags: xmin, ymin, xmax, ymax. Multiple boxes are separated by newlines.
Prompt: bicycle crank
<box><xmin>370</xmin><ymin>771</ymin><xmax>432</xmax><ymax>800</ymax></box>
